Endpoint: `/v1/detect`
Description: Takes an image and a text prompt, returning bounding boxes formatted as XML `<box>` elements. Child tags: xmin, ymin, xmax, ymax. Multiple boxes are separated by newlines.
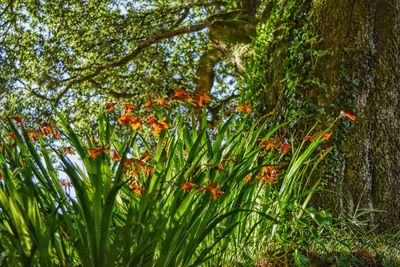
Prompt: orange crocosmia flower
<box><xmin>143</xmin><ymin>166</ymin><xmax>154</xmax><ymax>176</ymax></box>
<box><xmin>88</xmin><ymin>147</ymin><xmax>106</xmax><ymax>159</ymax></box>
<box><xmin>89</xmin><ymin>136</ymin><xmax>99</xmax><ymax>143</ymax></box>
<box><xmin>124</xmin><ymin>158</ymin><xmax>133</xmax><ymax>168</ymax></box>
<box><xmin>205</xmin><ymin>163</ymin><xmax>224</xmax><ymax>171</ymax></box>
<box><xmin>172</xmin><ymin>88</ymin><xmax>190</xmax><ymax>101</ymax></box>
<box><xmin>104</xmin><ymin>102</ymin><xmax>116</xmax><ymax>111</ymax></box>
<box><xmin>303</xmin><ymin>135</ymin><xmax>316</xmax><ymax>142</ymax></box>
<box><xmin>261</xmin><ymin>139</ymin><xmax>276</xmax><ymax>150</ymax></box>
<box><xmin>257</xmin><ymin>166</ymin><xmax>278</xmax><ymax>184</ymax></box>
<box><xmin>40</xmin><ymin>122</ymin><xmax>54</xmax><ymax>136</ymax></box>
<box><xmin>181</xmin><ymin>182</ymin><xmax>196</xmax><ymax>192</ymax></box>
<box><xmin>118</xmin><ymin>114</ymin><xmax>135</xmax><ymax>124</ymax></box>
<box><xmin>146</xmin><ymin>116</ymin><xmax>157</xmax><ymax>125</ymax></box>
<box><xmin>156</xmin><ymin>98</ymin><xmax>169</xmax><ymax>107</ymax></box>
<box><xmin>113</xmin><ymin>150</ymin><xmax>122</xmax><ymax>161</ymax></box>
<box><xmin>147</xmin><ymin>116</ymin><xmax>169</xmax><ymax>135</ymax></box>
<box><xmin>52</xmin><ymin>130</ymin><xmax>61</xmax><ymax>139</ymax></box>
<box><xmin>235</xmin><ymin>104</ymin><xmax>252</xmax><ymax>113</ymax></box>
<box><xmin>204</xmin><ymin>181</ymin><xmax>224</xmax><ymax>200</ymax></box>
<box><xmin>321</xmin><ymin>132</ymin><xmax>332</xmax><ymax>140</ymax></box>
<box><xmin>28</xmin><ymin>130</ymin><xmax>39</xmax><ymax>142</ymax></box>
<box><xmin>13</xmin><ymin>116</ymin><xmax>24</xmax><ymax>124</ymax></box>
<box><xmin>193</xmin><ymin>92</ymin><xmax>211</xmax><ymax>108</ymax></box>
<box><xmin>143</xmin><ymin>100</ymin><xmax>153</xmax><ymax>110</ymax></box>
<box><xmin>217</xmin><ymin>163</ymin><xmax>224</xmax><ymax>171</ymax></box>
<box><xmin>278</xmin><ymin>142</ymin><xmax>291</xmax><ymax>154</ymax></box>
<box><xmin>129</xmin><ymin>184</ymin><xmax>144</xmax><ymax>195</ymax></box>
<box><xmin>243</xmin><ymin>175</ymin><xmax>253</xmax><ymax>184</ymax></box>
<box><xmin>128</xmin><ymin>168</ymin><xmax>140</xmax><ymax>178</ymax></box>
<box><xmin>130</xmin><ymin>117</ymin><xmax>143</xmax><ymax>131</ymax></box>
<box><xmin>63</xmin><ymin>146</ymin><xmax>74</xmax><ymax>154</ymax></box>
<box><xmin>340</xmin><ymin>111</ymin><xmax>357</xmax><ymax>121</ymax></box>
<box><xmin>7</xmin><ymin>132</ymin><xmax>15</xmax><ymax>139</ymax></box>
<box><xmin>60</xmin><ymin>179</ymin><xmax>71</xmax><ymax>189</ymax></box>
<box><xmin>140</xmin><ymin>151</ymin><xmax>152</xmax><ymax>162</ymax></box>
<box><xmin>124</xmin><ymin>103</ymin><xmax>135</xmax><ymax>112</ymax></box>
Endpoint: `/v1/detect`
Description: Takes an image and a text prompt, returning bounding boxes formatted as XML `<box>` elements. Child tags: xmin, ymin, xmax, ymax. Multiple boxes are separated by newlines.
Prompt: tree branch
<box><xmin>212</xmin><ymin>39</ymin><xmax>245</xmax><ymax>76</ymax></box>
<box><xmin>53</xmin><ymin>19</ymin><xmax>211</xmax><ymax>103</ymax></box>
<box><xmin>88</xmin><ymin>78</ymin><xmax>139</xmax><ymax>99</ymax></box>
<box><xmin>0</xmin><ymin>0</ymin><xmax>14</xmax><ymax>17</ymax></box>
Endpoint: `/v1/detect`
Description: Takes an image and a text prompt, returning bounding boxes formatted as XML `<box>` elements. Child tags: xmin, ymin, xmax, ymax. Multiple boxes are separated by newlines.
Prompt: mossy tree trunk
<box><xmin>259</xmin><ymin>0</ymin><xmax>400</xmax><ymax>229</ymax></box>
<box><xmin>307</xmin><ymin>0</ymin><xmax>400</xmax><ymax>229</ymax></box>
<box><xmin>284</xmin><ymin>0</ymin><xmax>400</xmax><ymax>229</ymax></box>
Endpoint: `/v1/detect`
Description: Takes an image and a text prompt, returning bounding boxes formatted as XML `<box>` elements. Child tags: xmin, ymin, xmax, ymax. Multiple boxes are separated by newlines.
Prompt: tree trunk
<box><xmin>308</xmin><ymin>0</ymin><xmax>400</xmax><ymax>229</ymax></box>
<box><xmin>259</xmin><ymin>0</ymin><xmax>400</xmax><ymax>229</ymax></box>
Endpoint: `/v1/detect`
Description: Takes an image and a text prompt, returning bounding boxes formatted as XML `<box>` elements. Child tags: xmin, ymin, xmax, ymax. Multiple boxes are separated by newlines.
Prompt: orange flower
<box><xmin>28</xmin><ymin>130</ymin><xmax>39</xmax><ymax>142</ymax></box>
<box><xmin>205</xmin><ymin>163</ymin><xmax>224</xmax><ymax>171</ymax></box>
<box><xmin>104</xmin><ymin>102</ymin><xmax>116</xmax><ymax>111</ymax></box>
<box><xmin>7</xmin><ymin>132</ymin><xmax>15</xmax><ymax>139</ymax></box>
<box><xmin>118</xmin><ymin>114</ymin><xmax>142</xmax><ymax>130</ymax></box>
<box><xmin>63</xmin><ymin>146</ymin><xmax>74</xmax><ymax>154</ymax></box>
<box><xmin>181</xmin><ymin>182</ymin><xmax>196</xmax><ymax>192</ymax></box>
<box><xmin>89</xmin><ymin>136</ymin><xmax>99</xmax><ymax>143</ymax></box>
<box><xmin>146</xmin><ymin>116</ymin><xmax>169</xmax><ymax>135</ymax></box>
<box><xmin>303</xmin><ymin>135</ymin><xmax>316</xmax><ymax>142</ymax></box>
<box><xmin>124</xmin><ymin>158</ymin><xmax>133</xmax><ymax>168</ymax></box>
<box><xmin>130</xmin><ymin>117</ymin><xmax>143</xmax><ymax>131</ymax></box>
<box><xmin>140</xmin><ymin>151</ymin><xmax>152</xmax><ymax>162</ymax></box>
<box><xmin>203</xmin><ymin>181</ymin><xmax>224</xmax><ymax>200</ymax></box>
<box><xmin>128</xmin><ymin>168</ymin><xmax>140</xmax><ymax>178</ymax></box>
<box><xmin>235</xmin><ymin>104</ymin><xmax>252</xmax><ymax>113</ymax></box>
<box><xmin>340</xmin><ymin>111</ymin><xmax>357</xmax><ymax>121</ymax></box>
<box><xmin>118</xmin><ymin>114</ymin><xmax>136</xmax><ymax>124</ymax></box>
<box><xmin>217</xmin><ymin>163</ymin><xmax>224</xmax><ymax>171</ymax></box>
<box><xmin>321</xmin><ymin>132</ymin><xmax>332</xmax><ymax>140</ymax></box>
<box><xmin>113</xmin><ymin>150</ymin><xmax>121</xmax><ymax>161</ymax></box>
<box><xmin>278</xmin><ymin>142</ymin><xmax>291</xmax><ymax>154</ymax></box>
<box><xmin>172</xmin><ymin>88</ymin><xmax>190</xmax><ymax>101</ymax></box>
<box><xmin>144</xmin><ymin>100</ymin><xmax>154</xmax><ymax>110</ymax></box>
<box><xmin>261</xmin><ymin>139</ymin><xmax>276</xmax><ymax>150</ymax></box>
<box><xmin>88</xmin><ymin>147</ymin><xmax>106</xmax><ymax>159</ymax></box>
<box><xmin>256</xmin><ymin>166</ymin><xmax>278</xmax><ymax>184</ymax></box>
<box><xmin>143</xmin><ymin>166</ymin><xmax>154</xmax><ymax>176</ymax></box>
<box><xmin>40</xmin><ymin>122</ymin><xmax>54</xmax><ymax>136</ymax></box>
<box><xmin>193</xmin><ymin>92</ymin><xmax>211</xmax><ymax>108</ymax></box>
<box><xmin>13</xmin><ymin>116</ymin><xmax>24</xmax><ymax>124</ymax></box>
<box><xmin>156</xmin><ymin>98</ymin><xmax>169</xmax><ymax>107</ymax></box>
<box><xmin>129</xmin><ymin>184</ymin><xmax>144</xmax><ymax>196</ymax></box>
<box><xmin>124</xmin><ymin>103</ymin><xmax>135</xmax><ymax>112</ymax></box>
<box><xmin>52</xmin><ymin>130</ymin><xmax>61</xmax><ymax>139</ymax></box>
<box><xmin>60</xmin><ymin>179</ymin><xmax>71</xmax><ymax>189</ymax></box>
<box><xmin>243</xmin><ymin>175</ymin><xmax>253</xmax><ymax>184</ymax></box>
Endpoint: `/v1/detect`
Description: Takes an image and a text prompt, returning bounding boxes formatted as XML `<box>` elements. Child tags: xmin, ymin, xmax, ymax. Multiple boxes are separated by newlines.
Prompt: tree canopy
<box><xmin>1</xmin><ymin>0</ymin><xmax>270</xmax><ymax>126</ymax></box>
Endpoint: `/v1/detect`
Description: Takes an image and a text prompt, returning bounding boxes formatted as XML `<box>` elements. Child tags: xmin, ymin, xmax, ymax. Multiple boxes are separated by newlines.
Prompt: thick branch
<box><xmin>212</xmin><ymin>39</ymin><xmax>245</xmax><ymax>76</ymax></box>
<box><xmin>53</xmin><ymin>19</ymin><xmax>211</xmax><ymax>102</ymax></box>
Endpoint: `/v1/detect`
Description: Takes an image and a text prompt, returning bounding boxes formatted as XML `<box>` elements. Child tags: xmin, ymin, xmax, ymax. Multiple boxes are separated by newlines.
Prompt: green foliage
<box><xmin>0</xmin><ymin>100</ymin><xmax>329</xmax><ymax>266</ymax></box>
<box><xmin>242</xmin><ymin>0</ymin><xmax>330</xmax><ymax>125</ymax></box>
<box><xmin>1</xmin><ymin>0</ymin><xmax>212</xmax><ymax>124</ymax></box>
<box><xmin>0</xmin><ymin>0</ymin><xmax>263</xmax><ymax>128</ymax></box>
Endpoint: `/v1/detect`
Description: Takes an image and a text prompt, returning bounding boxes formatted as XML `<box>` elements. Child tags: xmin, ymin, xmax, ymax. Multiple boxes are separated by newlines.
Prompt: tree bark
<box><xmin>308</xmin><ymin>0</ymin><xmax>400</xmax><ymax>229</ymax></box>
<box><xmin>258</xmin><ymin>0</ymin><xmax>400</xmax><ymax>229</ymax></box>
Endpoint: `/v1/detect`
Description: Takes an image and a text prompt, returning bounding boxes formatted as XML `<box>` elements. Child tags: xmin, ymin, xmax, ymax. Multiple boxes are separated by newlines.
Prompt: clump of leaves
<box><xmin>0</xmin><ymin>93</ymin><xmax>333</xmax><ymax>266</ymax></box>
